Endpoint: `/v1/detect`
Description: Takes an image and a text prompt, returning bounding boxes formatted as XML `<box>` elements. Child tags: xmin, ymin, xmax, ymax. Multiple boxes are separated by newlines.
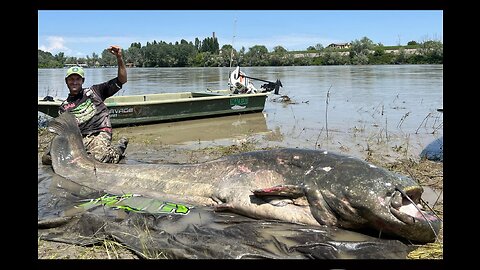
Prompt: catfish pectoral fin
<box><xmin>305</xmin><ymin>189</ymin><xmax>338</xmax><ymax>226</ymax></box>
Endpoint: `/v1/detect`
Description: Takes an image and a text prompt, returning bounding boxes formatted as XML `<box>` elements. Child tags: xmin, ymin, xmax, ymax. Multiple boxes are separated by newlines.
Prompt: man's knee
<box><xmin>84</xmin><ymin>132</ymin><xmax>128</xmax><ymax>164</ymax></box>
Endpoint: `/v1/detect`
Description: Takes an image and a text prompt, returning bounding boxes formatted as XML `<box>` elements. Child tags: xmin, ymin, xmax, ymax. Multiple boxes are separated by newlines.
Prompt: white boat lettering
<box><xmin>109</xmin><ymin>107</ymin><xmax>134</xmax><ymax>114</ymax></box>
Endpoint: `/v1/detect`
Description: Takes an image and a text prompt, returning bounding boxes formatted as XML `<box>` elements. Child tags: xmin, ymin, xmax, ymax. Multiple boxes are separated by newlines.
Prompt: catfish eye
<box><xmin>385</xmin><ymin>189</ymin><xmax>395</xmax><ymax>197</ymax></box>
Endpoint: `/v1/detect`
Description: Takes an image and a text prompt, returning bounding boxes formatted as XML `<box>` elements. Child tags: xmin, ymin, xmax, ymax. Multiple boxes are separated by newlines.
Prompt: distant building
<box><xmin>327</xmin><ymin>43</ymin><xmax>351</xmax><ymax>49</ymax></box>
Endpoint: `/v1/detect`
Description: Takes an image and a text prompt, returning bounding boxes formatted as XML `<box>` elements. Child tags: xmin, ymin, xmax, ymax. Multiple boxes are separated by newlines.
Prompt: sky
<box><xmin>38</xmin><ymin>10</ymin><xmax>443</xmax><ymax>58</ymax></box>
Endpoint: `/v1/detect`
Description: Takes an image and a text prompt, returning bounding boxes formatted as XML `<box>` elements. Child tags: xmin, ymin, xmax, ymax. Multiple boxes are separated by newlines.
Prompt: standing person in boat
<box><xmin>42</xmin><ymin>45</ymin><xmax>129</xmax><ymax>165</ymax></box>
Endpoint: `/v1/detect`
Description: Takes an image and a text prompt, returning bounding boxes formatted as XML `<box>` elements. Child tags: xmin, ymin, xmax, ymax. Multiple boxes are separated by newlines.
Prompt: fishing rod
<box><xmin>229</xmin><ymin>18</ymin><xmax>236</xmax><ymax>69</ymax></box>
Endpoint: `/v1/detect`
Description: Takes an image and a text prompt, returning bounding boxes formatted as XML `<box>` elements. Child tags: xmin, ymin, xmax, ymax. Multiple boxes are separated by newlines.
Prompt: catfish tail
<box><xmin>48</xmin><ymin>112</ymin><xmax>91</xmax><ymax>172</ymax></box>
<box><xmin>48</xmin><ymin>112</ymin><xmax>80</xmax><ymax>136</ymax></box>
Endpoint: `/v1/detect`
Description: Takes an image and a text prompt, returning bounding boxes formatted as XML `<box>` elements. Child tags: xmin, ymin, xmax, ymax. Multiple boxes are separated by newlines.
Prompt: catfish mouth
<box><xmin>389</xmin><ymin>186</ymin><xmax>439</xmax><ymax>227</ymax></box>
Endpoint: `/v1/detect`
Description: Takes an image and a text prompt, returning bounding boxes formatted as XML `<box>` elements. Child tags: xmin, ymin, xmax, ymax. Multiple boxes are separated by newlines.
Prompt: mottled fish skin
<box><xmin>47</xmin><ymin>112</ymin><xmax>441</xmax><ymax>243</ymax></box>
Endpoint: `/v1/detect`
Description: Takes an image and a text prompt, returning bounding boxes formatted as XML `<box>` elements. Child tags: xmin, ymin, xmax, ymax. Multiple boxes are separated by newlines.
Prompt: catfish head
<box><xmin>301</xmin><ymin>152</ymin><xmax>441</xmax><ymax>243</ymax></box>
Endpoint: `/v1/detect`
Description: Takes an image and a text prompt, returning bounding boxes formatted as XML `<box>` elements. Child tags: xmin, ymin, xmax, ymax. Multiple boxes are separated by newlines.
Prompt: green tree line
<box><xmin>38</xmin><ymin>36</ymin><xmax>442</xmax><ymax>68</ymax></box>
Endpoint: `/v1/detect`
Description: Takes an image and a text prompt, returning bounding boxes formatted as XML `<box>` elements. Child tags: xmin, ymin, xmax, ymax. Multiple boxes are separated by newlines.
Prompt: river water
<box><xmin>38</xmin><ymin>65</ymin><xmax>443</xmax><ymax>158</ymax></box>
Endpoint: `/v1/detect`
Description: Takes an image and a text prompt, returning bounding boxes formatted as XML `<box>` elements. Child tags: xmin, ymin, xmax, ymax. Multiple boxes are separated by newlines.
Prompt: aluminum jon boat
<box><xmin>38</xmin><ymin>89</ymin><xmax>270</xmax><ymax>127</ymax></box>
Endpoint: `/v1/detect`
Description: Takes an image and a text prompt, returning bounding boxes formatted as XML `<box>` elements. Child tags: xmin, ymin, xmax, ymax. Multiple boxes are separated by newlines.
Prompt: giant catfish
<box><xmin>45</xmin><ymin>112</ymin><xmax>441</xmax><ymax>243</ymax></box>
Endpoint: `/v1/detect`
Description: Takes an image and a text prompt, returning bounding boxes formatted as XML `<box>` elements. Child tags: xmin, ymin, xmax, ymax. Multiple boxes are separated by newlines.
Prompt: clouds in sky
<box><xmin>39</xmin><ymin>35</ymin><xmax>142</xmax><ymax>57</ymax></box>
<box><xmin>38</xmin><ymin>36</ymin><xmax>69</xmax><ymax>55</ymax></box>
